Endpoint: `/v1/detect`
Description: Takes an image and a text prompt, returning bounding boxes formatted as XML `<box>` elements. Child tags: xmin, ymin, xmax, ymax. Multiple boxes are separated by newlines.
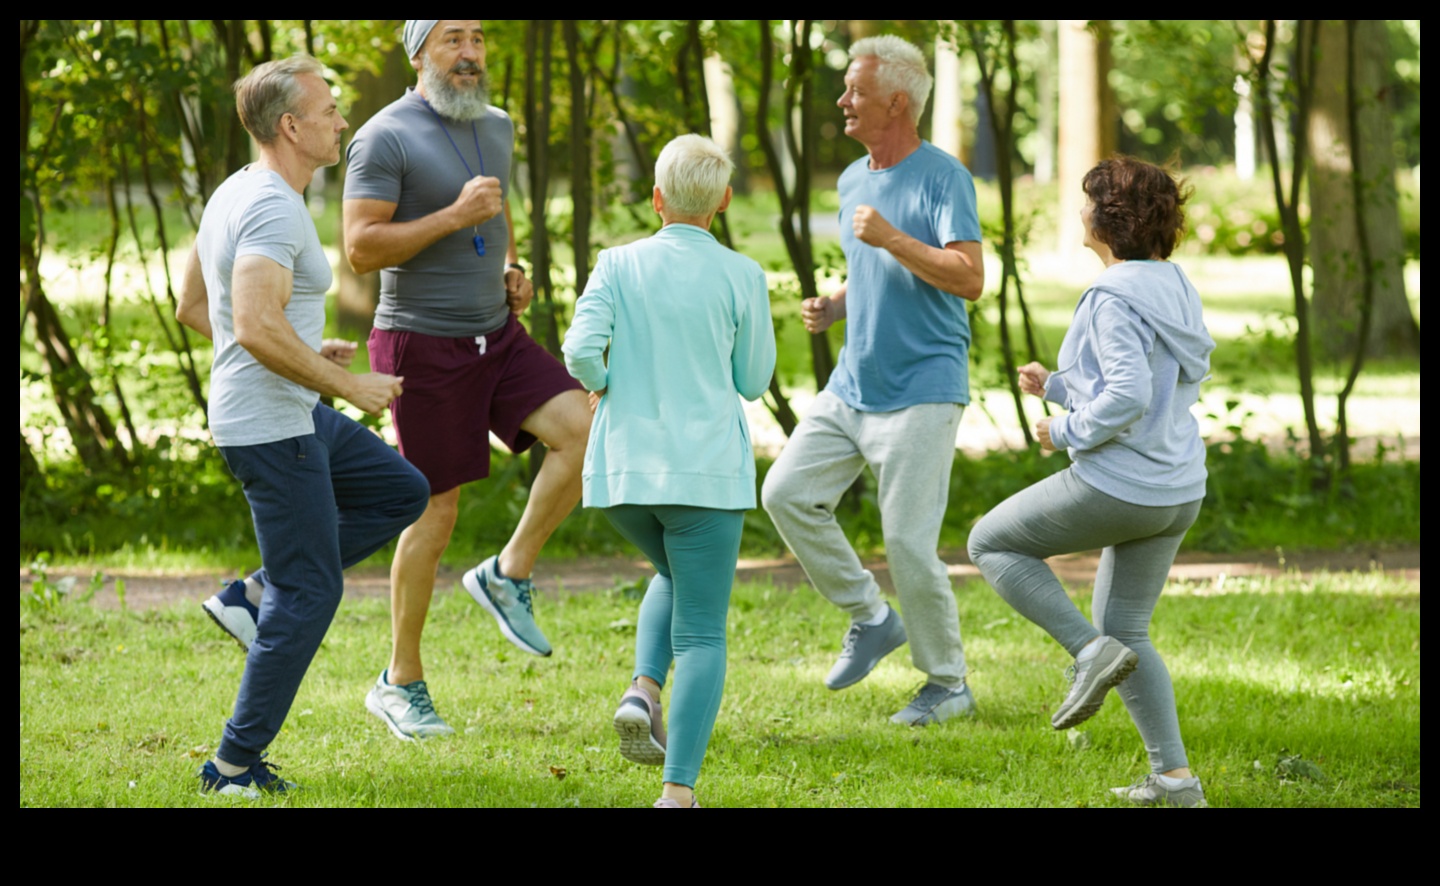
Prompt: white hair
<box><xmin>849</xmin><ymin>35</ymin><xmax>932</xmax><ymax>124</ymax></box>
<box><xmin>655</xmin><ymin>134</ymin><xmax>733</xmax><ymax>218</ymax></box>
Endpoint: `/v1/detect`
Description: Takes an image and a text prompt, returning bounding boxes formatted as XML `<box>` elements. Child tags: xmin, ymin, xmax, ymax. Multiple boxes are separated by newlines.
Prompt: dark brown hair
<box><xmin>1082</xmin><ymin>156</ymin><xmax>1190</xmax><ymax>260</ymax></box>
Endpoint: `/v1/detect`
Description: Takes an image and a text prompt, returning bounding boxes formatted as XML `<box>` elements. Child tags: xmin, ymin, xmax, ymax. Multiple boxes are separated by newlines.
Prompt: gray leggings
<box><xmin>967</xmin><ymin>468</ymin><xmax>1202</xmax><ymax>773</ymax></box>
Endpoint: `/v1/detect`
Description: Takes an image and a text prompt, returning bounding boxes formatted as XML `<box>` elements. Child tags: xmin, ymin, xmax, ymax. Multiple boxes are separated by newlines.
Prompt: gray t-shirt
<box><xmin>198</xmin><ymin>166</ymin><xmax>331</xmax><ymax>447</ymax></box>
<box><xmin>344</xmin><ymin>88</ymin><xmax>513</xmax><ymax>338</ymax></box>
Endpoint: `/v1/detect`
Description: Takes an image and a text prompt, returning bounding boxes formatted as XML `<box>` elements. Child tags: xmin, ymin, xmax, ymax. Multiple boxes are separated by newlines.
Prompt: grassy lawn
<box><xmin>20</xmin><ymin>570</ymin><xmax>1419</xmax><ymax>807</ymax></box>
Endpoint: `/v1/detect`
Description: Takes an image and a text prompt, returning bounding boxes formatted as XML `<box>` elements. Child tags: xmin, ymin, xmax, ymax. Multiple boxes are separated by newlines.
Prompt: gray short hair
<box><xmin>655</xmin><ymin>134</ymin><xmax>733</xmax><ymax>218</ymax></box>
<box><xmin>234</xmin><ymin>55</ymin><xmax>326</xmax><ymax>144</ymax></box>
<box><xmin>849</xmin><ymin>35</ymin><xmax>932</xmax><ymax>124</ymax></box>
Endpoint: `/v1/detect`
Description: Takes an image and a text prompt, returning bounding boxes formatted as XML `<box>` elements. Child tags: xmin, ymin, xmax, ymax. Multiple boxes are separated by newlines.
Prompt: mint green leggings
<box><xmin>603</xmin><ymin>505</ymin><xmax>745</xmax><ymax>789</ymax></box>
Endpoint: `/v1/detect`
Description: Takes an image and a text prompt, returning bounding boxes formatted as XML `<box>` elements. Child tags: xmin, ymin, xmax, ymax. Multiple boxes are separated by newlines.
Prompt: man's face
<box><xmin>418</xmin><ymin>20</ymin><xmax>487</xmax><ymax>91</ymax></box>
<box><xmin>290</xmin><ymin>72</ymin><xmax>348</xmax><ymax>168</ymax></box>
<box><xmin>837</xmin><ymin>56</ymin><xmax>892</xmax><ymax>144</ymax></box>
<box><xmin>416</xmin><ymin>20</ymin><xmax>490</xmax><ymax>120</ymax></box>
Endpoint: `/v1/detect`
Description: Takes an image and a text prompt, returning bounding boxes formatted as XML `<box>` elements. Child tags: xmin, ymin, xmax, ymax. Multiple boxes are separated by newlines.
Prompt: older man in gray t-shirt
<box><xmin>340</xmin><ymin>20</ymin><xmax>591</xmax><ymax>741</ymax></box>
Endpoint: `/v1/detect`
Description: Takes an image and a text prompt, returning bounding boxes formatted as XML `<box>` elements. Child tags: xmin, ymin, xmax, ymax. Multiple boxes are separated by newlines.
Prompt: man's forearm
<box><xmin>236</xmin><ymin>312</ymin><xmax>363</xmax><ymax>403</ymax></box>
<box><xmin>882</xmin><ymin>235</ymin><xmax>984</xmax><ymax>301</ymax></box>
<box><xmin>345</xmin><ymin>203</ymin><xmax>464</xmax><ymax>275</ymax></box>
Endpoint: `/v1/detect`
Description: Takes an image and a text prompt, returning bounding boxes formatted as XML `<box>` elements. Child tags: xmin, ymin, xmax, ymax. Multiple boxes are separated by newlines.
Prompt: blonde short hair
<box><xmin>849</xmin><ymin>35</ymin><xmax>932</xmax><ymax>124</ymax></box>
<box><xmin>655</xmin><ymin>134</ymin><xmax>733</xmax><ymax>218</ymax></box>
<box><xmin>235</xmin><ymin>55</ymin><xmax>326</xmax><ymax>144</ymax></box>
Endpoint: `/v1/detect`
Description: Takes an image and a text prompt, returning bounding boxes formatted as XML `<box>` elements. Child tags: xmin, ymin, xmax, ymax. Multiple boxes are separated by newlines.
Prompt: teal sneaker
<box><xmin>1052</xmin><ymin>636</ymin><xmax>1138</xmax><ymax>730</ymax></box>
<box><xmin>463</xmin><ymin>555</ymin><xmax>552</xmax><ymax>657</ymax></box>
<box><xmin>364</xmin><ymin>670</ymin><xmax>456</xmax><ymax>741</ymax></box>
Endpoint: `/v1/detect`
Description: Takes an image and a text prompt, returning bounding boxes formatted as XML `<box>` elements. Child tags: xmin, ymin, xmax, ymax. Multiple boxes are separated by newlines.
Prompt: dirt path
<box><xmin>23</xmin><ymin>545</ymin><xmax>1420</xmax><ymax>612</ymax></box>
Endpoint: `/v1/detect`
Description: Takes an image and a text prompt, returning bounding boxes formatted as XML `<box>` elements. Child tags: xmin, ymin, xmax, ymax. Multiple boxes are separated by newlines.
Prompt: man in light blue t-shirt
<box><xmin>762</xmin><ymin>35</ymin><xmax>985</xmax><ymax>726</ymax></box>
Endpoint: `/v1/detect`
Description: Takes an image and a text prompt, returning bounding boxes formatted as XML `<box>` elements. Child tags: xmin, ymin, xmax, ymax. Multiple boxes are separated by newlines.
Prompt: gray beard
<box><xmin>420</xmin><ymin>60</ymin><xmax>491</xmax><ymax>121</ymax></box>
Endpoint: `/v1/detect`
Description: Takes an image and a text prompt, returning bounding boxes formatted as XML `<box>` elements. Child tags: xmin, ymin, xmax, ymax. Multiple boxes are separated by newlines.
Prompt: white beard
<box><xmin>420</xmin><ymin>56</ymin><xmax>491</xmax><ymax>121</ymax></box>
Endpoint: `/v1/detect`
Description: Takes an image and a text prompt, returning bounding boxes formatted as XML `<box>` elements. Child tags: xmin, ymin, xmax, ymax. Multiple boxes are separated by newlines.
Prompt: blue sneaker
<box><xmin>197</xmin><ymin>756</ymin><xmax>295</xmax><ymax>798</ymax></box>
<box><xmin>202</xmin><ymin>578</ymin><xmax>258</xmax><ymax>651</ymax></box>
<box><xmin>462</xmin><ymin>555</ymin><xmax>552</xmax><ymax>656</ymax></box>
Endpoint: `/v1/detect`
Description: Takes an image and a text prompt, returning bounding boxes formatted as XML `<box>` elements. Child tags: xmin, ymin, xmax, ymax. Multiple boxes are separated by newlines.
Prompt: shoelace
<box><xmin>839</xmin><ymin>624</ymin><xmax>863</xmax><ymax>655</ymax></box>
<box><xmin>514</xmin><ymin>581</ymin><xmax>535</xmax><ymax>616</ymax></box>
<box><xmin>909</xmin><ymin>683</ymin><xmax>954</xmax><ymax>712</ymax></box>
<box><xmin>404</xmin><ymin>680</ymin><xmax>438</xmax><ymax>716</ymax></box>
<box><xmin>250</xmin><ymin>755</ymin><xmax>284</xmax><ymax>787</ymax></box>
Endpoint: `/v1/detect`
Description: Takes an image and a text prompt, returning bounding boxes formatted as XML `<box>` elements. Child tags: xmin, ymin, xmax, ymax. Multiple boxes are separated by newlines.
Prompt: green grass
<box><xmin>20</xmin><ymin>570</ymin><xmax>1419</xmax><ymax>807</ymax></box>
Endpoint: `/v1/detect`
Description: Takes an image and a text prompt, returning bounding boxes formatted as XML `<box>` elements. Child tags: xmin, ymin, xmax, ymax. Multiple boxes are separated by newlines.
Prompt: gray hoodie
<box><xmin>1044</xmin><ymin>260</ymin><xmax>1216</xmax><ymax>507</ymax></box>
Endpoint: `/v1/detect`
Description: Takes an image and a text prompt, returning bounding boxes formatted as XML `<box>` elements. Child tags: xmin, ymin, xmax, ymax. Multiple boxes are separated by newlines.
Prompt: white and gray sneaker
<box><xmin>364</xmin><ymin>670</ymin><xmax>455</xmax><ymax>741</ymax></box>
<box><xmin>825</xmin><ymin>604</ymin><xmax>907</xmax><ymax>690</ymax></box>
<box><xmin>890</xmin><ymin>682</ymin><xmax>976</xmax><ymax>726</ymax></box>
<box><xmin>1051</xmin><ymin>636</ymin><xmax>1138</xmax><ymax>730</ymax></box>
<box><xmin>1110</xmin><ymin>773</ymin><xmax>1208</xmax><ymax>808</ymax></box>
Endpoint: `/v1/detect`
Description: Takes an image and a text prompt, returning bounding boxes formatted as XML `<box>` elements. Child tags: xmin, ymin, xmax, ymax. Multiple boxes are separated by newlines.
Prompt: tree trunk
<box><xmin>930</xmin><ymin>35</ymin><xmax>966</xmax><ymax>163</ymax></box>
<box><xmin>1307</xmin><ymin>19</ymin><xmax>1418</xmax><ymax>360</ymax></box>
<box><xmin>1057</xmin><ymin>20</ymin><xmax>1116</xmax><ymax>256</ymax></box>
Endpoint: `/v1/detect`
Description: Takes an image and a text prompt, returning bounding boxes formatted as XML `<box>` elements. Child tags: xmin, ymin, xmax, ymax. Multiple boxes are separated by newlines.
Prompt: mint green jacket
<box><xmin>562</xmin><ymin>224</ymin><xmax>776</xmax><ymax>510</ymax></box>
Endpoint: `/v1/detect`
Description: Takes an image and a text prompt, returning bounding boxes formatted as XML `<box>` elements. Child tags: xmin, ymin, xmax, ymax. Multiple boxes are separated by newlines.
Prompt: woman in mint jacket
<box><xmin>562</xmin><ymin>134</ymin><xmax>776</xmax><ymax>809</ymax></box>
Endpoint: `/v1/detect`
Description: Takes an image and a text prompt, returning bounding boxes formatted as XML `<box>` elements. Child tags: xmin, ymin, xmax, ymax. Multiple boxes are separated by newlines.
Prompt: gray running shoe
<box><xmin>1051</xmin><ymin>636</ymin><xmax>1138</xmax><ymax>730</ymax></box>
<box><xmin>890</xmin><ymin>682</ymin><xmax>976</xmax><ymax>726</ymax></box>
<box><xmin>613</xmin><ymin>681</ymin><xmax>667</xmax><ymax>766</ymax></box>
<box><xmin>1110</xmin><ymin>773</ymin><xmax>1208</xmax><ymax>808</ymax></box>
<box><xmin>365</xmin><ymin>670</ymin><xmax>456</xmax><ymax>741</ymax></box>
<box><xmin>825</xmin><ymin>604</ymin><xmax>907</xmax><ymax>690</ymax></box>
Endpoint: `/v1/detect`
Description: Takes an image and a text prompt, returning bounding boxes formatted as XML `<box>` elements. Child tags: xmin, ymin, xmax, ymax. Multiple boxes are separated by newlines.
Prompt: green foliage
<box><xmin>19</xmin><ymin>571</ymin><xmax>1419</xmax><ymax>807</ymax></box>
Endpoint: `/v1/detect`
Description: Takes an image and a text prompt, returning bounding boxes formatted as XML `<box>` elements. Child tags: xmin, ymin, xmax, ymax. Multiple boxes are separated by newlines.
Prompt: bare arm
<box><xmin>231</xmin><ymin>254</ymin><xmax>404</xmax><ymax>416</ymax></box>
<box><xmin>176</xmin><ymin>244</ymin><xmax>213</xmax><ymax>340</ymax></box>
<box><xmin>852</xmin><ymin>204</ymin><xmax>984</xmax><ymax>301</ymax></box>
<box><xmin>343</xmin><ymin>173</ymin><xmax>504</xmax><ymax>275</ymax></box>
<box><xmin>502</xmin><ymin>202</ymin><xmax>534</xmax><ymax>315</ymax></box>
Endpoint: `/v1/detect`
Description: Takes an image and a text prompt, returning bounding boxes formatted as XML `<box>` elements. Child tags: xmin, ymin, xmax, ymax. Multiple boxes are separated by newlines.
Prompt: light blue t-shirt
<box><xmin>827</xmin><ymin>141</ymin><xmax>982</xmax><ymax>412</ymax></box>
<box><xmin>562</xmin><ymin>224</ymin><xmax>776</xmax><ymax>510</ymax></box>
<box><xmin>197</xmin><ymin>166</ymin><xmax>332</xmax><ymax>447</ymax></box>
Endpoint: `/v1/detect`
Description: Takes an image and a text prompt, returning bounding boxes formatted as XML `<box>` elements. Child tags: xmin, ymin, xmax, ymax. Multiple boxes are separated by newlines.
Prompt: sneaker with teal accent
<box><xmin>198</xmin><ymin>756</ymin><xmax>295</xmax><ymax>798</ymax></box>
<box><xmin>463</xmin><ymin>555</ymin><xmax>552</xmax><ymax>656</ymax></box>
<box><xmin>365</xmin><ymin>670</ymin><xmax>455</xmax><ymax>740</ymax></box>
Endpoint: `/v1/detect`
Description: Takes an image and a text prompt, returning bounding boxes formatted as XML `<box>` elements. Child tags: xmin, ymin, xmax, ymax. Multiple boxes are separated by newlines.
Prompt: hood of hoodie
<box><xmin>1079</xmin><ymin>261</ymin><xmax>1215</xmax><ymax>385</ymax></box>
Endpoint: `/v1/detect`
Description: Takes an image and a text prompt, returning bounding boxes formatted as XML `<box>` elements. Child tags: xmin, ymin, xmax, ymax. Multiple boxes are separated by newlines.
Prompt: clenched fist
<box><xmin>451</xmin><ymin>175</ymin><xmax>504</xmax><ymax>229</ymax></box>
<box><xmin>852</xmin><ymin>204</ymin><xmax>898</xmax><ymax>248</ymax></box>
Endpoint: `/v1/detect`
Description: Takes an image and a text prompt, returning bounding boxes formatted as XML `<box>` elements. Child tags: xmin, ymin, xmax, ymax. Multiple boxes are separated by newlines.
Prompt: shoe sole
<box><xmin>613</xmin><ymin>705</ymin><xmax>666</xmax><ymax>766</ymax></box>
<box><xmin>462</xmin><ymin>568</ymin><xmax>552</xmax><ymax>657</ymax></box>
<box><xmin>1052</xmin><ymin>649</ymin><xmax>1139</xmax><ymax>730</ymax></box>
<box><xmin>201</xmin><ymin>598</ymin><xmax>254</xmax><ymax>652</ymax></box>
<box><xmin>365</xmin><ymin>691</ymin><xmax>418</xmax><ymax>742</ymax></box>
<box><xmin>825</xmin><ymin>628</ymin><xmax>908</xmax><ymax>691</ymax></box>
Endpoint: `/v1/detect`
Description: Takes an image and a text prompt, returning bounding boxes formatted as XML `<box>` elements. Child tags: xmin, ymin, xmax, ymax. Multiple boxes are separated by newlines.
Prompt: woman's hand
<box><xmin>588</xmin><ymin>389</ymin><xmax>605</xmax><ymax>414</ymax></box>
<box><xmin>1018</xmin><ymin>362</ymin><xmax>1050</xmax><ymax>398</ymax></box>
<box><xmin>1036</xmin><ymin>417</ymin><xmax>1057</xmax><ymax>451</ymax></box>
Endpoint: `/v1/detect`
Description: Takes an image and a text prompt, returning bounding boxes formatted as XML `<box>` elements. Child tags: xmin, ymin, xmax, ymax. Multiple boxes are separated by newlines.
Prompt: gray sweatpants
<box><xmin>967</xmin><ymin>467</ymin><xmax>1201</xmax><ymax>773</ymax></box>
<box><xmin>762</xmin><ymin>392</ymin><xmax>967</xmax><ymax>688</ymax></box>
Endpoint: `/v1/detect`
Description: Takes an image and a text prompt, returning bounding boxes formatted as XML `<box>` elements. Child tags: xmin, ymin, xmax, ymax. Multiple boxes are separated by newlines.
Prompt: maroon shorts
<box><xmin>368</xmin><ymin>315</ymin><xmax>583</xmax><ymax>495</ymax></box>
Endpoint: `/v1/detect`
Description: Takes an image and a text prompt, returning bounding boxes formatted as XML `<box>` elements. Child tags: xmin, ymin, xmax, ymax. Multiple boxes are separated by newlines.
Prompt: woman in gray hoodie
<box><xmin>968</xmin><ymin>156</ymin><xmax>1215</xmax><ymax>807</ymax></box>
